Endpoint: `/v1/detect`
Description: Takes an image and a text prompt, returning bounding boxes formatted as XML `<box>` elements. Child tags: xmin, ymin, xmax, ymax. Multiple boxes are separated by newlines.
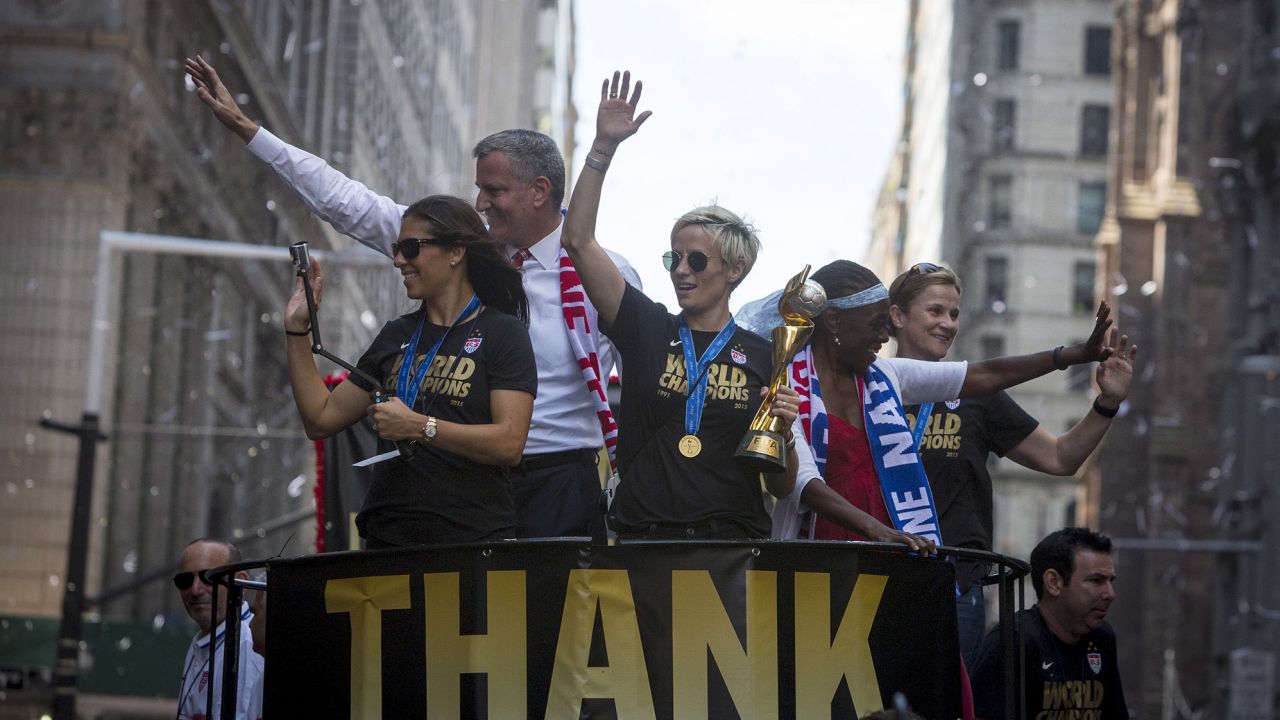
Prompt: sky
<box><xmin>572</xmin><ymin>0</ymin><xmax>907</xmax><ymax>312</ymax></box>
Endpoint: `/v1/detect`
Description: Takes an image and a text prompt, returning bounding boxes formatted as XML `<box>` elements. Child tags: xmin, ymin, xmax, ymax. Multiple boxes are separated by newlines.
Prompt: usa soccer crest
<box><xmin>945</xmin><ymin>399</ymin><xmax>961</xmax><ymax>410</ymax></box>
<box><xmin>731</xmin><ymin>348</ymin><xmax>746</xmax><ymax>365</ymax></box>
<box><xmin>464</xmin><ymin>337</ymin><xmax>483</xmax><ymax>354</ymax></box>
<box><xmin>1088</xmin><ymin>651</ymin><xmax>1102</xmax><ymax>674</ymax></box>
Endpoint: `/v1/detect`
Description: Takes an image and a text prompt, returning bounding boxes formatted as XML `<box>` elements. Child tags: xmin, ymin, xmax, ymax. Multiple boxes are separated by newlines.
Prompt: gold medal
<box><xmin>678</xmin><ymin>434</ymin><xmax>702</xmax><ymax>458</ymax></box>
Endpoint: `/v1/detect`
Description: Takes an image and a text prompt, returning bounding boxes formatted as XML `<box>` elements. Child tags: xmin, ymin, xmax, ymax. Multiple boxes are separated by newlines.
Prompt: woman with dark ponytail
<box><xmin>284</xmin><ymin>194</ymin><xmax>537</xmax><ymax>547</ymax></box>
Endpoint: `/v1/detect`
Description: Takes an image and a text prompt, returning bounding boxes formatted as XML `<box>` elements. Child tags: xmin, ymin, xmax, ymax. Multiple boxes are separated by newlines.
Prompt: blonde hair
<box><xmin>670</xmin><ymin>205</ymin><xmax>761</xmax><ymax>289</ymax></box>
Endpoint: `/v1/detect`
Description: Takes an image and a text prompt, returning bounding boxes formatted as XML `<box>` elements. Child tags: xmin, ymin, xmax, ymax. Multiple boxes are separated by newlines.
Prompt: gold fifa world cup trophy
<box><xmin>735</xmin><ymin>266</ymin><xmax>827</xmax><ymax>473</ymax></box>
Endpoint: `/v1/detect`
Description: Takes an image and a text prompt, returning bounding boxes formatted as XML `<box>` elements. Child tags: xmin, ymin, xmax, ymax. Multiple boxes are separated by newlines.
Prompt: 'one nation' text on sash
<box><xmin>862</xmin><ymin>364</ymin><xmax>944</xmax><ymax>548</ymax></box>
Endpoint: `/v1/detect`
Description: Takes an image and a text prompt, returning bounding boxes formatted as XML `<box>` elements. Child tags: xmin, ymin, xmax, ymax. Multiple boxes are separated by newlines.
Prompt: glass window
<box><xmin>997</xmin><ymin>20</ymin><xmax>1020</xmax><ymax>71</ymax></box>
<box><xmin>1073</xmin><ymin>261</ymin><xmax>1096</xmax><ymax>315</ymax></box>
<box><xmin>989</xmin><ymin>175</ymin><xmax>1013</xmax><ymax>229</ymax></box>
<box><xmin>1085</xmin><ymin>26</ymin><xmax>1112</xmax><ymax>75</ymax></box>
<box><xmin>1077</xmin><ymin>181</ymin><xmax>1106</xmax><ymax>234</ymax></box>
<box><xmin>985</xmin><ymin>255</ymin><xmax>1009</xmax><ymax>311</ymax></box>
<box><xmin>1080</xmin><ymin>105</ymin><xmax>1110</xmax><ymax>157</ymax></box>
<box><xmin>994</xmin><ymin>98</ymin><xmax>1016</xmax><ymax>152</ymax></box>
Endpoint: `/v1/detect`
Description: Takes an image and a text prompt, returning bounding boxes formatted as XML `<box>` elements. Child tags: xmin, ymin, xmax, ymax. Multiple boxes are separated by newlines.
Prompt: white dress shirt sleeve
<box><xmin>246</xmin><ymin>127</ymin><xmax>407</xmax><ymax>258</ymax></box>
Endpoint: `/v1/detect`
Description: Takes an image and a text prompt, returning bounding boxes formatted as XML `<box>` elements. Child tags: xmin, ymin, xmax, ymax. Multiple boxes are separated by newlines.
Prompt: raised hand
<box><xmin>183</xmin><ymin>55</ymin><xmax>258</xmax><ymax>142</ymax></box>
<box><xmin>594</xmin><ymin>70</ymin><xmax>652</xmax><ymax>153</ymax></box>
<box><xmin>1095</xmin><ymin>329</ymin><xmax>1137</xmax><ymax>406</ymax></box>
<box><xmin>284</xmin><ymin>257</ymin><xmax>322</xmax><ymax>333</ymax></box>
<box><xmin>1079</xmin><ymin>301</ymin><xmax>1117</xmax><ymax>363</ymax></box>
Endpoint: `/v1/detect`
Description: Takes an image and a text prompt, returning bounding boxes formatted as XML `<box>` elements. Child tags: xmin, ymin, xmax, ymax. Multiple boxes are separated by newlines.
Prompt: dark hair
<box><xmin>473</xmin><ymin>129</ymin><xmax>566</xmax><ymax>207</ymax></box>
<box><xmin>1030</xmin><ymin>527</ymin><xmax>1113</xmax><ymax>599</ymax></box>
<box><xmin>403</xmin><ymin>195</ymin><xmax>528</xmax><ymax>323</ymax></box>
<box><xmin>887</xmin><ymin>265</ymin><xmax>963</xmax><ymax>337</ymax></box>
<box><xmin>811</xmin><ymin>260</ymin><xmax>883</xmax><ymax>302</ymax></box>
<box><xmin>181</xmin><ymin>538</ymin><xmax>241</xmax><ymax>564</ymax></box>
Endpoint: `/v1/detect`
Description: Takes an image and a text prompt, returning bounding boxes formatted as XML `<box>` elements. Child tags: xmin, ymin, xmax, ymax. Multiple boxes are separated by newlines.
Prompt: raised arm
<box><xmin>1005</xmin><ymin>331</ymin><xmax>1138</xmax><ymax>475</ymax></box>
<box><xmin>185</xmin><ymin>56</ymin><xmax>259</xmax><ymax>142</ymax></box>
<box><xmin>185</xmin><ymin>56</ymin><xmax>405</xmax><ymax>257</ymax></box>
<box><xmin>561</xmin><ymin>70</ymin><xmax>653</xmax><ymax>326</ymax></box>
<box><xmin>283</xmin><ymin>258</ymin><xmax>372</xmax><ymax>438</ymax></box>
<box><xmin>960</xmin><ymin>301</ymin><xmax>1119</xmax><ymax>397</ymax></box>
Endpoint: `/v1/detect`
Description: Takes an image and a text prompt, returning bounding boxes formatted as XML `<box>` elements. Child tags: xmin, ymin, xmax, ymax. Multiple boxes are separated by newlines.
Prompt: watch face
<box><xmin>424</xmin><ymin>419</ymin><xmax>437</xmax><ymax>439</ymax></box>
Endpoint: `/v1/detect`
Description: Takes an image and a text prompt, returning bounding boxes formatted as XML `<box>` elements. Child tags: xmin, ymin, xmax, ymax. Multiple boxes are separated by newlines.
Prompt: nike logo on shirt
<box><xmin>669</xmin><ymin>339</ymin><xmax>681</xmax><ymax>347</ymax></box>
<box><xmin>1041</xmin><ymin>661</ymin><xmax>1054</xmax><ymax>670</ymax></box>
<box><xmin>400</xmin><ymin>342</ymin><xmax>411</xmax><ymax>350</ymax></box>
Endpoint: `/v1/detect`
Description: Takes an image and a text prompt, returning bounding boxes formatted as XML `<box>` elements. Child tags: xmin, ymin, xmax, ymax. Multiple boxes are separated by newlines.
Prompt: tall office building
<box><xmin>1096</xmin><ymin>0</ymin><xmax>1280</xmax><ymax>715</ymax></box>
<box><xmin>0</xmin><ymin>0</ymin><xmax>571</xmax><ymax>711</ymax></box>
<box><xmin>867</xmin><ymin>0</ymin><xmax>1115</xmax><ymax>562</ymax></box>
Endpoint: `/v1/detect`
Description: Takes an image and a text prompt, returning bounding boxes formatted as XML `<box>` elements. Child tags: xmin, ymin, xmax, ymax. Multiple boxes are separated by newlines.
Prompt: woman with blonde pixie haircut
<box><xmin>560</xmin><ymin>70</ymin><xmax>804</xmax><ymax>540</ymax></box>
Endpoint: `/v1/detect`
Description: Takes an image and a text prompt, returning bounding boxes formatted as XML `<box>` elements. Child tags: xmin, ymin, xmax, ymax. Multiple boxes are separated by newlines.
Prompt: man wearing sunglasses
<box><xmin>186</xmin><ymin>57</ymin><xmax>641</xmax><ymax>539</ymax></box>
<box><xmin>173</xmin><ymin>539</ymin><xmax>263</xmax><ymax>720</ymax></box>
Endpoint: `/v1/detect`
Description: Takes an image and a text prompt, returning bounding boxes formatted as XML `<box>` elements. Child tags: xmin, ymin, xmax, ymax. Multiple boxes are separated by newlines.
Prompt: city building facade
<box><xmin>1096</xmin><ymin>0</ymin><xmax>1280</xmax><ymax>715</ymax></box>
<box><xmin>0</xmin><ymin>0</ymin><xmax>570</xmax><ymax>712</ymax></box>
<box><xmin>867</xmin><ymin>0</ymin><xmax>1115</xmax><ymax>565</ymax></box>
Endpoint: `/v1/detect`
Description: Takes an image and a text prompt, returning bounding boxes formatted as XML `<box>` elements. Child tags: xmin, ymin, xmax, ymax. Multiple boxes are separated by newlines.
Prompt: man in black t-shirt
<box><xmin>972</xmin><ymin>527</ymin><xmax>1128</xmax><ymax>720</ymax></box>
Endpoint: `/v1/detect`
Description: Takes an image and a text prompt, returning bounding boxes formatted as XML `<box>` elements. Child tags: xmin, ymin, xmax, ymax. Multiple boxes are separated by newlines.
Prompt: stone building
<box><xmin>1096</xmin><ymin>0</ymin><xmax>1280</xmax><ymax>715</ymax></box>
<box><xmin>867</xmin><ymin>0</ymin><xmax>1116</xmax><ymax>565</ymax></box>
<box><xmin>0</xmin><ymin>0</ymin><xmax>570</xmax><ymax>712</ymax></box>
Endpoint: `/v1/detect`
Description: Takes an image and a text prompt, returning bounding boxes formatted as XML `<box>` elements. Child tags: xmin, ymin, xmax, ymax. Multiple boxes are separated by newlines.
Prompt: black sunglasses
<box><xmin>172</xmin><ymin>571</ymin><xmax>205</xmax><ymax>591</ymax></box>
<box><xmin>908</xmin><ymin>262</ymin><xmax>945</xmax><ymax>277</ymax></box>
<box><xmin>392</xmin><ymin>236</ymin><xmax>458</xmax><ymax>260</ymax></box>
<box><xmin>662</xmin><ymin>250</ymin><xmax>721</xmax><ymax>273</ymax></box>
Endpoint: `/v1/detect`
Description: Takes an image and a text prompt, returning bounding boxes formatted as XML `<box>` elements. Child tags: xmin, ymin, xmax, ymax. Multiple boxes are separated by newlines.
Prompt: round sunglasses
<box><xmin>392</xmin><ymin>236</ymin><xmax>460</xmax><ymax>261</ymax></box>
<box><xmin>662</xmin><ymin>250</ymin><xmax>722</xmax><ymax>273</ymax></box>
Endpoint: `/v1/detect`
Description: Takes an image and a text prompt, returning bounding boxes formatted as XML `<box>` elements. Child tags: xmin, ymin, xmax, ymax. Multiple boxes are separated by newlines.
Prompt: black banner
<box><xmin>265</xmin><ymin>540</ymin><xmax>959</xmax><ymax>719</ymax></box>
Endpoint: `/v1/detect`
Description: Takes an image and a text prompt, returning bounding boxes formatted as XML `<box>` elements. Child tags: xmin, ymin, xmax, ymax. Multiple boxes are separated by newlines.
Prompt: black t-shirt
<box><xmin>347</xmin><ymin>306</ymin><xmax>536</xmax><ymax>545</ymax></box>
<box><xmin>973</xmin><ymin>606</ymin><xmax>1128</xmax><ymax>720</ymax></box>
<box><xmin>602</xmin><ymin>285</ymin><xmax>773</xmax><ymax>537</ymax></box>
<box><xmin>905</xmin><ymin>392</ymin><xmax>1037</xmax><ymax>586</ymax></box>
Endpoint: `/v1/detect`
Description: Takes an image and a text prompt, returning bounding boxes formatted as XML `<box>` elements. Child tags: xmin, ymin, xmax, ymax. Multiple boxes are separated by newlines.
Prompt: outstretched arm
<box><xmin>185</xmin><ymin>56</ymin><xmax>406</xmax><ymax>257</ymax></box>
<box><xmin>961</xmin><ymin>301</ymin><xmax>1119</xmax><ymax>397</ymax></box>
<box><xmin>561</xmin><ymin>70</ymin><xmax>653</xmax><ymax>326</ymax></box>
<box><xmin>185</xmin><ymin>56</ymin><xmax>260</xmax><ymax>143</ymax></box>
<box><xmin>1006</xmin><ymin>331</ymin><xmax>1138</xmax><ymax>474</ymax></box>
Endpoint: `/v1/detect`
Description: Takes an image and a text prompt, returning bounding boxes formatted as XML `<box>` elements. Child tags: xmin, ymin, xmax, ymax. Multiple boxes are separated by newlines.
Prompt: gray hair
<box><xmin>671</xmin><ymin>205</ymin><xmax>761</xmax><ymax>289</ymax></box>
<box><xmin>472</xmin><ymin>129</ymin><xmax>566</xmax><ymax>206</ymax></box>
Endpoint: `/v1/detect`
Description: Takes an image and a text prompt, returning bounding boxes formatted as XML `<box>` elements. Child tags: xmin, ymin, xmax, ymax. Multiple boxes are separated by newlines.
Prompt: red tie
<box><xmin>511</xmin><ymin>248</ymin><xmax>533</xmax><ymax>269</ymax></box>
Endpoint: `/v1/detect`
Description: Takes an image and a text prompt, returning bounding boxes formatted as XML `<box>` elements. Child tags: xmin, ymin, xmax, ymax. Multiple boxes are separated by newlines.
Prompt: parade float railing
<box><xmin>207</xmin><ymin>540</ymin><xmax>1030</xmax><ymax>720</ymax></box>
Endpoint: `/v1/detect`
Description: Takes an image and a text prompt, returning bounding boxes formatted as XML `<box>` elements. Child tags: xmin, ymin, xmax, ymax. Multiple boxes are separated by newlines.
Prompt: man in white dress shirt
<box><xmin>173</xmin><ymin>539</ymin><xmax>263</xmax><ymax>720</ymax></box>
<box><xmin>186</xmin><ymin>57</ymin><xmax>639</xmax><ymax>538</ymax></box>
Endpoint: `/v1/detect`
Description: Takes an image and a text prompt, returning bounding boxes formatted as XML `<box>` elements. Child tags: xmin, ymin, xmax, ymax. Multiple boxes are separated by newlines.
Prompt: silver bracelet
<box><xmin>584</xmin><ymin>153</ymin><xmax>610</xmax><ymax>173</ymax></box>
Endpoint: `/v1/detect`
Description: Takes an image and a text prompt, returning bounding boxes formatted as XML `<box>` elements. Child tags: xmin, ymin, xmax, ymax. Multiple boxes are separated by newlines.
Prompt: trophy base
<box><xmin>735</xmin><ymin>431</ymin><xmax>787</xmax><ymax>474</ymax></box>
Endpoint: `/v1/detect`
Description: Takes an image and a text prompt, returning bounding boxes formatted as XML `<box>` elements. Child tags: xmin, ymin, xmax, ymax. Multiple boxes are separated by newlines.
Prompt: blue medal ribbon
<box><xmin>395</xmin><ymin>295</ymin><xmax>482</xmax><ymax>410</ymax></box>
<box><xmin>911</xmin><ymin>402</ymin><xmax>934</xmax><ymax>450</ymax></box>
<box><xmin>677</xmin><ymin>315</ymin><xmax>737</xmax><ymax>437</ymax></box>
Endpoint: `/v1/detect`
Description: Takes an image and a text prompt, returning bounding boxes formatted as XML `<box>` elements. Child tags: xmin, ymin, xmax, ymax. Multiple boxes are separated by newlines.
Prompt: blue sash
<box><xmin>862</xmin><ymin>363</ymin><xmax>944</xmax><ymax>547</ymax></box>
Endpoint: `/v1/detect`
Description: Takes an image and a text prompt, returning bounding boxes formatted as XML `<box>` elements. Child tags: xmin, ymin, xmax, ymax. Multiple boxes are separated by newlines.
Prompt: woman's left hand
<box><xmin>593</xmin><ymin>70</ymin><xmax>652</xmax><ymax>153</ymax></box>
<box><xmin>366</xmin><ymin>398</ymin><xmax>424</xmax><ymax>442</ymax></box>
<box><xmin>1095</xmin><ymin>329</ymin><xmax>1138</xmax><ymax>405</ymax></box>
<box><xmin>765</xmin><ymin>385</ymin><xmax>802</xmax><ymax>426</ymax></box>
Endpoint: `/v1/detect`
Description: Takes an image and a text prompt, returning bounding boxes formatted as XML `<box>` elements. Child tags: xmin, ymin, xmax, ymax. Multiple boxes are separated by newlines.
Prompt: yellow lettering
<box><xmin>943</xmin><ymin>413</ymin><xmax>961</xmax><ymax>434</ymax></box>
<box><xmin>671</xmin><ymin>570</ymin><xmax>778</xmax><ymax>720</ymax></box>
<box><xmin>665</xmin><ymin>353</ymin><xmax>685</xmax><ymax>377</ymax></box>
<box><xmin>451</xmin><ymin>357</ymin><xmax>475</xmax><ymax>380</ymax></box>
<box><xmin>728</xmin><ymin>366</ymin><xmax>747</xmax><ymax>387</ymax></box>
<box><xmin>429</xmin><ymin>354</ymin><xmax>450</xmax><ymax>377</ymax></box>
<box><xmin>794</xmin><ymin>572</ymin><xmax>888</xmax><ymax>717</ymax></box>
<box><xmin>545</xmin><ymin>570</ymin><xmax>656</xmax><ymax>720</ymax></box>
<box><xmin>324</xmin><ymin>575</ymin><xmax>412</xmax><ymax>720</ymax></box>
<box><xmin>424</xmin><ymin>571</ymin><xmax>526</xmax><ymax>718</ymax></box>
